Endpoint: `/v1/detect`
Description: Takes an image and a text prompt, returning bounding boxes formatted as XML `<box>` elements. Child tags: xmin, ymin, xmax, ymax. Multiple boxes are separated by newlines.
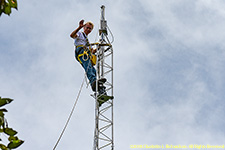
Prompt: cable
<box><xmin>53</xmin><ymin>76</ymin><xmax>85</xmax><ymax>150</ymax></box>
<box><xmin>107</xmin><ymin>25</ymin><xmax>114</xmax><ymax>43</ymax></box>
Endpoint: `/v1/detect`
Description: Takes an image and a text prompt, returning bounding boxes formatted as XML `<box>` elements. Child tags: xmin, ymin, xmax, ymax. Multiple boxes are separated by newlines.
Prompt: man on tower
<box><xmin>70</xmin><ymin>19</ymin><xmax>106</xmax><ymax>95</ymax></box>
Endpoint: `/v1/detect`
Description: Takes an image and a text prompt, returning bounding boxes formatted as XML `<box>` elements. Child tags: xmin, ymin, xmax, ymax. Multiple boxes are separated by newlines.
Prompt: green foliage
<box><xmin>0</xmin><ymin>0</ymin><xmax>18</xmax><ymax>16</ymax></box>
<box><xmin>0</xmin><ymin>97</ymin><xmax>24</xmax><ymax>150</ymax></box>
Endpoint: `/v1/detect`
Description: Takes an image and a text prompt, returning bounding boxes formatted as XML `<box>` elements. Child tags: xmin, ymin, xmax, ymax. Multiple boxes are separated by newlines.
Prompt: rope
<box><xmin>53</xmin><ymin>26</ymin><xmax>99</xmax><ymax>149</ymax></box>
<box><xmin>53</xmin><ymin>76</ymin><xmax>86</xmax><ymax>150</ymax></box>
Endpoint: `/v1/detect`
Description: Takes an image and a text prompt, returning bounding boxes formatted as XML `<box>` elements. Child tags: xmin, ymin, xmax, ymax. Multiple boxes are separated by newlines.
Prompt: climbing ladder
<box><xmin>93</xmin><ymin>5</ymin><xmax>114</xmax><ymax>150</ymax></box>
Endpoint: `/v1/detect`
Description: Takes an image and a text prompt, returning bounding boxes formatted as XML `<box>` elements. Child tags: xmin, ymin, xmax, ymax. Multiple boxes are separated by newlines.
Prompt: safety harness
<box><xmin>76</xmin><ymin>33</ymin><xmax>97</xmax><ymax>66</ymax></box>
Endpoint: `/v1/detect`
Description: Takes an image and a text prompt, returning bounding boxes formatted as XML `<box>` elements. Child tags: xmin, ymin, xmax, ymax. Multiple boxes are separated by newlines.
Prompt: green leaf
<box><xmin>0</xmin><ymin>109</ymin><xmax>8</xmax><ymax>112</ymax></box>
<box><xmin>8</xmin><ymin>136</ymin><xmax>18</xmax><ymax>141</ymax></box>
<box><xmin>0</xmin><ymin>144</ymin><xmax>8</xmax><ymax>150</ymax></box>
<box><xmin>7</xmin><ymin>0</ymin><xmax>17</xmax><ymax>9</ymax></box>
<box><xmin>3</xmin><ymin>4</ymin><xmax>11</xmax><ymax>15</ymax></box>
<box><xmin>0</xmin><ymin>98</ymin><xmax>13</xmax><ymax>107</ymax></box>
<box><xmin>7</xmin><ymin>140</ymin><xmax>24</xmax><ymax>149</ymax></box>
<box><xmin>4</xmin><ymin>128</ymin><xmax>17</xmax><ymax>136</ymax></box>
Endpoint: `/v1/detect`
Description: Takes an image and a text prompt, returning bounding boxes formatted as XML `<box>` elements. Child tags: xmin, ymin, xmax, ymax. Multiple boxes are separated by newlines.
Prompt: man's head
<box><xmin>84</xmin><ymin>21</ymin><xmax>94</xmax><ymax>35</ymax></box>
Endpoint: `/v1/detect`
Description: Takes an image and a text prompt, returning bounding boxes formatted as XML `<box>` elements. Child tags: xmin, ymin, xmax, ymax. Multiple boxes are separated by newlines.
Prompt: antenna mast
<box><xmin>93</xmin><ymin>5</ymin><xmax>114</xmax><ymax>150</ymax></box>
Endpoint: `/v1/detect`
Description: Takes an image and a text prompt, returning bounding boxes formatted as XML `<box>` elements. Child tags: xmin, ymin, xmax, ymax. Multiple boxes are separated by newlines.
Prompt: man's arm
<box><xmin>70</xmin><ymin>20</ymin><xmax>85</xmax><ymax>39</ymax></box>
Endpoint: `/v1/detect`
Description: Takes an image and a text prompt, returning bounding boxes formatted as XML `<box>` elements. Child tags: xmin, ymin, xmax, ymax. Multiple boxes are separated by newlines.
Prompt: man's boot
<box><xmin>91</xmin><ymin>78</ymin><xmax>107</xmax><ymax>91</ymax></box>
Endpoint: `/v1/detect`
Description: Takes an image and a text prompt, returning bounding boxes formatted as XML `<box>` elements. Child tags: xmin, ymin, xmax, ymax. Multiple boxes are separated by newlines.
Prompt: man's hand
<box><xmin>79</xmin><ymin>20</ymin><xmax>85</xmax><ymax>28</ymax></box>
<box><xmin>70</xmin><ymin>19</ymin><xmax>85</xmax><ymax>38</ymax></box>
<box><xmin>91</xmin><ymin>48</ymin><xmax>97</xmax><ymax>54</ymax></box>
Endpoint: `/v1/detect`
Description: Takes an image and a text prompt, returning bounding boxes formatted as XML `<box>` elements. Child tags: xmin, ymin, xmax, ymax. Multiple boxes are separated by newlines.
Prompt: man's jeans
<box><xmin>75</xmin><ymin>47</ymin><xmax>96</xmax><ymax>84</ymax></box>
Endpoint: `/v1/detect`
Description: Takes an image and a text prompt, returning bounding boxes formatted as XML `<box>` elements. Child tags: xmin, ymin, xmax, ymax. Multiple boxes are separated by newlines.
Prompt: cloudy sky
<box><xmin>1</xmin><ymin>0</ymin><xmax>225</xmax><ymax>149</ymax></box>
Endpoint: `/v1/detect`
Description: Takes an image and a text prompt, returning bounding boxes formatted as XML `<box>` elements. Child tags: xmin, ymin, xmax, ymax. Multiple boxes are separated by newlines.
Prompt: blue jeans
<box><xmin>75</xmin><ymin>47</ymin><xmax>96</xmax><ymax>84</ymax></box>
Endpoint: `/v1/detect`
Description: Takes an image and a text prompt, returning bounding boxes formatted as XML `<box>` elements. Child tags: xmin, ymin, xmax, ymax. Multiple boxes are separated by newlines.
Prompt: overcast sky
<box><xmin>1</xmin><ymin>0</ymin><xmax>225</xmax><ymax>150</ymax></box>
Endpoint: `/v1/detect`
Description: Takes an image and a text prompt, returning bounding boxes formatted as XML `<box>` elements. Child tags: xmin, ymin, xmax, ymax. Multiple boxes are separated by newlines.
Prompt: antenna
<box><xmin>99</xmin><ymin>5</ymin><xmax>107</xmax><ymax>35</ymax></box>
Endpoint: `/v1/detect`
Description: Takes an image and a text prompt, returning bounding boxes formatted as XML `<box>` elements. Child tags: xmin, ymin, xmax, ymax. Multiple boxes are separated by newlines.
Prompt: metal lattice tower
<box><xmin>93</xmin><ymin>5</ymin><xmax>114</xmax><ymax>150</ymax></box>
